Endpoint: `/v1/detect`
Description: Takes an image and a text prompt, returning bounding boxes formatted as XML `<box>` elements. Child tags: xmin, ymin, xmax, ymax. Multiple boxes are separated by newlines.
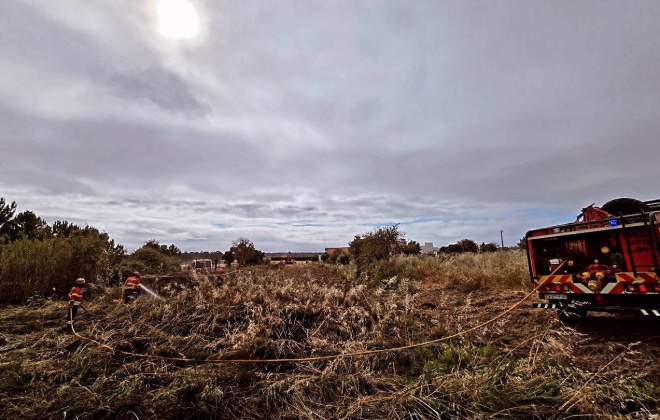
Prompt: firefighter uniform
<box><xmin>124</xmin><ymin>272</ymin><xmax>141</xmax><ymax>303</ymax></box>
<box><xmin>66</xmin><ymin>278</ymin><xmax>85</xmax><ymax>331</ymax></box>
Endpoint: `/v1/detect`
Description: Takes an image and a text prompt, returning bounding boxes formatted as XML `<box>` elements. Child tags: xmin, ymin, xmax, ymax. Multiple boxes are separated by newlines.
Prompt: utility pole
<box><xmin>500</xmin><ymin>230</ymin><xmax>504</xmax><ymax>249</ymax></box>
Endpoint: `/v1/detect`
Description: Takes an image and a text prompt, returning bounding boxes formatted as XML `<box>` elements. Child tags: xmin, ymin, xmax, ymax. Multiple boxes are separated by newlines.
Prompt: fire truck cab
<box><xmin>526</xmin><ymin>198</ymin><xmax>660</xmax><ymax>322</ymax></box>
<box><xmin>191</xmin><ymin>259</ymin><xmax>213</xmax><ymax>273</ymax></box>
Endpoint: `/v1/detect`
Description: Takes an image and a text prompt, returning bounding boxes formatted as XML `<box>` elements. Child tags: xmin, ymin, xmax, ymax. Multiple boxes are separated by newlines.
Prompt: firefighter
<box><xmin>123</xmin><ymin>271</ymin><xmax>142</xmax><ymax>303</ymax></box>
<box><xmin>65</xmin><ymin>278</ymin><xmax>85</xmax><ymax>332</ymax></box>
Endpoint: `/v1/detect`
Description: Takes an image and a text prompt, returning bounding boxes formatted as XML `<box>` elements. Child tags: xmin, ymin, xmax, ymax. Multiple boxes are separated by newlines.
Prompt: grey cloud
<box><xmin>108</xmin><ymin>67</ymin><xmax>211</xmax><ymax>116</ymax></box>
<box><xmin>3</xmin><ymin>1</ymin><xmax>660</xmax><ymax>251</ymax></box>
<box><xmin>0</xmin><ymin>3</ymin><xmax>106</xmax><ymax>81</ymax></box>
<box><xmin>0</xmin><ymin>2</ymin><xmax>160</xmax><ymax>98</ymax></box>
<box><xmin>1</xmin><ymin>104</ymin><xmax>275</xmax><ymax>196</ymax></box>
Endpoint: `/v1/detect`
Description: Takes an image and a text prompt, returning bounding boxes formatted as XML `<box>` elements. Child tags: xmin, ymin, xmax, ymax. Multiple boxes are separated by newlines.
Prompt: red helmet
<box><xmin>132</xmin><ymin>271</ymin><xmax>141</xmax><ymax>278</ymax></box>
<box><xmin>75</xmin><ymin>278</ymin><xmax>86</xmax><ymax>285</ymax></box>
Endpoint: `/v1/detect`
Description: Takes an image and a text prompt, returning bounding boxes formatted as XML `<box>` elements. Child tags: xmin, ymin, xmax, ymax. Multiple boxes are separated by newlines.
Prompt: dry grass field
<box><xmin>1</xmin><ymin>251</ymin><xmax>659</xmax><ymax>419</ymax></box>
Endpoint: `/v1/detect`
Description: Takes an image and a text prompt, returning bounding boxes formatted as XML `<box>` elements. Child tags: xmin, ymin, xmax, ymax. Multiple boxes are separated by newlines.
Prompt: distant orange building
<box><xmin>325</xmin><ymin>247</ymin><xmax>350</xmax><ymax>255</ymax></box>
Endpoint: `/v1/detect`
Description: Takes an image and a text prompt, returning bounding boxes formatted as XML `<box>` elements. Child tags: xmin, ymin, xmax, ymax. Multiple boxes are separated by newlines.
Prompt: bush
<box><xmin>432</xmin><ymin>249</ymin><xmax>530</xmax><ymax>292</ymax></box>
<box><xmin>358</xmin><ymin>250</ymin><xmax>530</xmax><ymax>293</ymax></box>
<box><xmin>0</xmin><ymin>234</ymin><xmax>114</xmax><ymax>303</ymax></box>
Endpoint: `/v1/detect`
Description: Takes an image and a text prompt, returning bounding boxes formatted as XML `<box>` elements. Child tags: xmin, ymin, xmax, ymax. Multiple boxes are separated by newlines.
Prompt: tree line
<box><xmin>0</xmin><ymin>198</ymin><xmax>125</xmax><ymax>303</ymax></box>
<box><xmin>324</xmin><ymin>224</ymin><xmax>503</xmax><ymax>283</ymax></box>
<box><xmin>180</xmin><ymin>237</ymin><xmax>266</xmax><ymax>269</ymax></box>
<box><xmin>0</xmin><ymin>198</ymin><xmax>267</xmax><ymax>303</ymax></box>
<box><xmin>0</xmin><ymin>197</ymin><xmax>510</xmax><ymax>303</ymax></box>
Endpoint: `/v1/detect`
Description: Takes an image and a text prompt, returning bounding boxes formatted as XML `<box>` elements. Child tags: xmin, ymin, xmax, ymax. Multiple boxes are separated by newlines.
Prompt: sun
<box><xmin>156</xmin><ymin>0</ymin><xmax>200</xmax><ymax>40</ymax></box>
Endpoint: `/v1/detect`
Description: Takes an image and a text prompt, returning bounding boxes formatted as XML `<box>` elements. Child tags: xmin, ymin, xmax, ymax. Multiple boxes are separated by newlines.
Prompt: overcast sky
<box><xmin>2</xmin><ymin>1</ymin><xmax>660</xmax><ymax>252</ymax></box>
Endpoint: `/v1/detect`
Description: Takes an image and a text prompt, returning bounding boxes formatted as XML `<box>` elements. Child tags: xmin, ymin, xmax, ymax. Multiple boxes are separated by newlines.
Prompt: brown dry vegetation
<box><xmin>1</xmin><ymin>250</ymin><xmax>660</xmax><ymax>419</ymax></box>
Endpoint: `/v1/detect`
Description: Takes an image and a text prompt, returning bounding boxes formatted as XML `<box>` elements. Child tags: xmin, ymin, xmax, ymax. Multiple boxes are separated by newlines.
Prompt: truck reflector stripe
<box><xmin>570</xmin><ymin>283</ymin><xmax>593</xmax><ymax>294</ymax></box>
<box><xmin>640</xmin><ymin>309</ymin><xmax>660</xmax><ymax>316</ymax></box>
<box><xmin>601</xmin><ymin>282</ymin><xmax>625</xmax><ymax>294</ymax></box>
<box><xmin>615</xmin><ymin>272</ymin><xmax>659</xmax><ymax>283</ymax></box>
<box><xmin>539</xmin><ymin>275</ymin><xmax>573</xmax><ymax>284</ymax></box>
<box><xmin>533</xmin><ymin>303</ymin><xmax>558</xmax><ymax>309</ymax></box>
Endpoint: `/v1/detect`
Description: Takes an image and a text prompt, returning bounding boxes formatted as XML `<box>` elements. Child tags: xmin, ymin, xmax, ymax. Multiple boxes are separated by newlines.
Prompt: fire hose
<box><xmin>69</xmin><ymin>274</ymin><xmax>556</xmax><ymax>364</ymax></box>
<box><xmin>62</xmin><ymin>263</ymin><xmax>640</xmax><ymax>414</ymax></box>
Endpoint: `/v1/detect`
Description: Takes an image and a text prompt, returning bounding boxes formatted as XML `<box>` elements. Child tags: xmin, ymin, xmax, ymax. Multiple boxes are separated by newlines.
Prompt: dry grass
<box><xmin>392</xmin><ymin>250</ymin><xmax>530</xmax><ymax>292</ymax></box>
<box><xmin>1</xmin><ymin>257</ymin><xmax>658</xmax><ymax>419</ymax></box>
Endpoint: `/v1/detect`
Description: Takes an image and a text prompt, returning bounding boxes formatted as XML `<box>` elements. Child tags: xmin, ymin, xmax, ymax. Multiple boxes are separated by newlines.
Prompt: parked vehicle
<box><xmin>526</xmin><ymin>198</ymin><xmax>660</xmax><ymax>322</ymax></box>
<box><xmin>191</xmin><ymin>259</ymin><xmax>213</xmax><ymax>273</ymax></box>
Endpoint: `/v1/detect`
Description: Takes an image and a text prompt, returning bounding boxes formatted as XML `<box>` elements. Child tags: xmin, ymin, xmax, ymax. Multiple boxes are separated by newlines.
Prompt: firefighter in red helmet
<box><xmin>123</xmin><ymin>271</ymin><xmax>142</xmax><ymax>303</ymax></box>
<box><xmin>65</xmin><ymin>278</ymin><xmax>85</xmax><ymax>332</ymax></box>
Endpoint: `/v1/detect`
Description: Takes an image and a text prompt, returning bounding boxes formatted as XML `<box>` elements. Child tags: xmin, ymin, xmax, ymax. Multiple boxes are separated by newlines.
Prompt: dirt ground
<box><xmin>287</xmin><ymin>263</ymin><xmax>660</xmax><ymax>387</ymax></box>
<box><xmin>415</xmin><ymin>285</ymin><xmax>660</xmax><ymax>387</ymax></box>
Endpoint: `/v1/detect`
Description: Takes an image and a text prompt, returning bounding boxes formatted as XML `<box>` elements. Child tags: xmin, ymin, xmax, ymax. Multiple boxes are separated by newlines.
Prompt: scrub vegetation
<box><xmin>2</xmin><ymin>259</ymin><xmax>659</xmax><ymax>419</ymax></box>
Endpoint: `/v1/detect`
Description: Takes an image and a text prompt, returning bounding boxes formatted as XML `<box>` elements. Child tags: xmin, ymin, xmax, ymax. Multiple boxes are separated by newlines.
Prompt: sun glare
<box><xmin>157</xmin><ymin>0</ymin><xmax>200</xmax><ymax>40</ymax></box>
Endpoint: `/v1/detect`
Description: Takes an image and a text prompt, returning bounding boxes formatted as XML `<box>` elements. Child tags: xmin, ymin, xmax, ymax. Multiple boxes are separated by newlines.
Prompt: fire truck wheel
<box><xmin>557</xmin><ymin>304</ymin><xmax>586</xmax><ymax>324</ymax></box>
<box><xmin>601</xmin><ymin>198</ymin><xmax>649</xmax><ymax>216</ymax></box>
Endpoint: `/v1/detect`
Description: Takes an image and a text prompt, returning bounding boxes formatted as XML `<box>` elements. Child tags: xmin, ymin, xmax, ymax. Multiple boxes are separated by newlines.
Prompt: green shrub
<box><xmin>0</xmin><ymin>234</ymin><xmax>115</xmax><ymax>303</ymax></box>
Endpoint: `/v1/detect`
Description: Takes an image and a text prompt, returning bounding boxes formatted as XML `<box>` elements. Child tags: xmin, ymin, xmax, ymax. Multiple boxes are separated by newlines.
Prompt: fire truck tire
<box><xmin>557</xmin><ymin>304</ymin><xmax>586</xmax><ymax>324</ymax></box>
<box><xmin>601</xmin><ymin>198</ymin><xmax>649</xmax><ymax>216</ymax></box>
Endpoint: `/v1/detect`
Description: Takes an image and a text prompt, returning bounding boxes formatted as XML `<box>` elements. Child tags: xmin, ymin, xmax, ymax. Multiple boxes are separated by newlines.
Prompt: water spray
<box><xmin>140</xmin><ymin>284</ymin><xmax>162</xmax><ymax>300</ymax></box>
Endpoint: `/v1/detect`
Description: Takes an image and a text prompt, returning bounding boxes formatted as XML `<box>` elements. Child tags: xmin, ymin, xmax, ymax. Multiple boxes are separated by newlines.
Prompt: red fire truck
<box><xmin>191</xmin><ymin>259</ymin><xmax>213</xmax><ymax>273</ymax></box>
<box><xmin>526</xmin><ymin>198</ymin><xmax>660</xmax><ymax>322</ymax></box>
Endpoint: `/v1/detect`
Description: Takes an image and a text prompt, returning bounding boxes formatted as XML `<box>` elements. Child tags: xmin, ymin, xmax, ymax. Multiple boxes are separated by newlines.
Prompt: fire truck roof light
<box><xmin>609</xmin><ymin>219</ymin><xmax>620</xmax><ymax>226</ymax></box>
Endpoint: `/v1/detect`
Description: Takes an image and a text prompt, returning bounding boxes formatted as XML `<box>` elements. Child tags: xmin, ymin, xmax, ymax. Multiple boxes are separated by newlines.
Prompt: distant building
<box><xmin>420</xmin><ymin>242</ymin><xmax>439</xmax><ymax>254</ymax></box>
<box><xmin>325</xmin><ymin>247</ymin><xmax>350</xmax><ymax>255</ymax></box>
<box><xmin>265</xmin><ymin>252</ymin><xmax>324</xmax><ymax>260</ymax></box>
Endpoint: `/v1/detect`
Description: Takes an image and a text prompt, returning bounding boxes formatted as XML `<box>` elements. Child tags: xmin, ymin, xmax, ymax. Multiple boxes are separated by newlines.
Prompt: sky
<box><xmin>2</xmin><ymin>1</ymin><xmax>660</xmax><ymax>253</ymax></box>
